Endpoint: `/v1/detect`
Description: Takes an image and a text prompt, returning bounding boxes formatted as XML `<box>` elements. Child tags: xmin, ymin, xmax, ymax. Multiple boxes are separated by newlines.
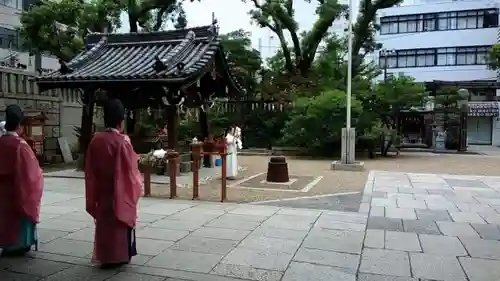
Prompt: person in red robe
<box><xmin>85</xmin><ymin>98</ymin><xmax>142</xmax><ymax>268</ymax></box>
<box><xmin>0</xmin><ymin>105</ymin><xmax>43</xmax><ymax>256</ymax></box>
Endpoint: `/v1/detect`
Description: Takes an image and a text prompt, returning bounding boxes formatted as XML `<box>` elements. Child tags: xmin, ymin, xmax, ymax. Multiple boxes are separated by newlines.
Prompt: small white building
<box><xmin>375</xmin><ymin>0</ymin><xmax>500</xmax><ymax>146</ymax></box>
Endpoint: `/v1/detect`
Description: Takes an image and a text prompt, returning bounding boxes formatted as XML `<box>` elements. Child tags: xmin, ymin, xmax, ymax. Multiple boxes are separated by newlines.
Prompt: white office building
<box><xmin>375</xmin><ymin>0</ymin><xmax>500</xmax><ymax>146</ymax></box>
<box><xmin>0</xmin><ymin>0</ymin><xmax>59</xmax><ymax>73</ymax></box>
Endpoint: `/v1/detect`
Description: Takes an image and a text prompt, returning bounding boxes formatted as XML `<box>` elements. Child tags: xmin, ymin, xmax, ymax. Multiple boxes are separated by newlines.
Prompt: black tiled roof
<box><xmin>35</xmin><ymin>25</ymin><xmax>241</xmax><ymax>91</ymax></box>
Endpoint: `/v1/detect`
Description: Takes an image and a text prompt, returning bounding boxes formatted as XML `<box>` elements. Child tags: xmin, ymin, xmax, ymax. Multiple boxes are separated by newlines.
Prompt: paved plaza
<box><xmin>1</xmin><ymin>171</ymin><xmax>500</xmax><ymax>281</ymax></box>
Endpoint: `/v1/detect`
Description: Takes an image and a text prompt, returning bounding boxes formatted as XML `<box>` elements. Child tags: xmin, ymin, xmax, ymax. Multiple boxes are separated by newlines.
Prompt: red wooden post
<box><xmin>143</xmin><ymin>167</ymin><xmax>151</xmax><ymax>197</ymax></box>
<box><xmin>219</xmin><ymin>143</ymin><xmax>228</xmax><ymax>202</ymax></box>
<box><xmin>167</xmin><ymin>151</ymin><xmax>179</xmax><ymax>199</ymax></box>
<box><xmin>191</xmin><ymin>142</ymin><xmax>203</xmax><ymax>200</ymax></box>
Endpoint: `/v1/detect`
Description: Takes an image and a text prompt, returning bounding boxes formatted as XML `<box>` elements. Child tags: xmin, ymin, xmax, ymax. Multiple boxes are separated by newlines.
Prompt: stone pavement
<box><xmin>2</xmin><ymin>172</ymin><xmax>500</xmax><ymax>281</ymax></box>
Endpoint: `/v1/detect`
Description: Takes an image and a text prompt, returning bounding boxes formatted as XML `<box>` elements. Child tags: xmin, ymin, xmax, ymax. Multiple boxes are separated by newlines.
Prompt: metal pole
<box><xmin>346</xmin><ymin>0</ymin><xmax>353</xmax><ymax>129</ymax></box>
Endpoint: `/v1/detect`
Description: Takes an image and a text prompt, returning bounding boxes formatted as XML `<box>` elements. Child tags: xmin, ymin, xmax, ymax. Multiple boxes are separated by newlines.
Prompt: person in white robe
<box><xmin>225</xmin><ymin>127</ymin><xmax>238</xmax><ymax>179</ymax></box>
<box><xmin>0</xmin><ymin>121</ymin><xmax>5</xmax><ymax>137</ymax></box>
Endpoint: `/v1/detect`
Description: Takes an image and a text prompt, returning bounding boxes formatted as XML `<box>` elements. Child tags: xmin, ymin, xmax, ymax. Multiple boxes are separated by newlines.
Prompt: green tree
<box><xmin>220</xmin><ymin>30</ymin><xmax>262</xmax><ymax>95</ymax></box>
<box><xmin>279</xmin><ymin>89</ymin><xmax>365</xmax><ymax>155</ymax></box>
<box><xmin>487</xmin><ymin>43</ymin><xmax>500</xmax><ymax>70</ymax></box>
<box><xmin>356</xmin><ymin>75</ymin><xmax>427</xmax><ymax>155</ymax></box>
<box><xmin>244</xmin><ymin>0</ymin><xmax>403</xmax><ymax>77</ymax></box>
<box><xmin>20</xmin><ymin>0</ymin><xmax>198</xmax><ymax>61</ymax></box>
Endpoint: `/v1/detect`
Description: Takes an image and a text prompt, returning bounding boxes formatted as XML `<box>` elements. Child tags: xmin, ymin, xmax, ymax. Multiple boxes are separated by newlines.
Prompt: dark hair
<box><xmin>103</xmin><ymin>99</ymin><xmax>125</xmax><ymax>128</ymax></box>
<box><xmin>5</xmin><ymin>104</ymin><xmax>23</xmax><ymax>131</ymax></box>
<box><xmin>224</xmin><ymin>127</ymin><xmax>232</xmax><ymax>135</ymax></box>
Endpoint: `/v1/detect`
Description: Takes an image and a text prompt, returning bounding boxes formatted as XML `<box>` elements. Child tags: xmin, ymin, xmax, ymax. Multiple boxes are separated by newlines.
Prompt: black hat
<box><xmin>103</xmin><ymin>98</ymin><xmax>125</xmax><ymax>128</ymax></box>
<box><xmin>5</xmin><ymin>104</ymin><xmax>23</xmax><ymax>131</ymax></box>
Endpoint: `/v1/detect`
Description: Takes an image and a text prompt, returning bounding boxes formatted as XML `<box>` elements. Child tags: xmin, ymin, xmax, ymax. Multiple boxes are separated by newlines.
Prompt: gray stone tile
<box><xmin>281</xmin><ymin>262</ymin><xmax>355</xmax><ymax>281</ymax></box>
<box><xmin>260</xmin><ymin>215</ymin><xmax>315</xmax><ymax>231</ymax></box>
<box><xmin>293</xmin><ymin>247</ymin><xmax>359</xmax><ymax>271</ymax></box>
<box><xmin>6</xmin><ymin>258</ymin><xmax>71</xmax><ymax>277</ymax></box>
<box><xmin>105</xmin><ymin>272</ymin><xmax>166</xmax><ymax>281</ymax></box>
<box><xmin>437</xmin><ymin>221</ymin><xmax>480</xmax><ymax>238</ymax></box>
<box><xmin>55</xmin><ymin>212</ymin><xmax>94</xmax><ymax>224</ymax></box>
<box><xmin>367</xmin><ymin>217</ymin><xmax>403</xmax><ymax>232</ymax></box>
<box><xmin>190</xmin><ymin>227</ymin><xmax>250</xmax><ymax>241</ymax></box>
<box><xmin>460</xmin><ymin>237</ymin><xmax>500</xmax><ymax>260</ymax></box>
<box><xmin>364</xmin><ymin>229</ymin><xmax>385</xmax><ymax>249</ymax></box>
<box><xmin>40</xmin><ymin>265</ymin><xmax>118</xmax><ymax>281</ymax></box>
<box><xmin>221</xmin><ymin>247</ymin><xmax>293</xmax><ymax>271</ymax></box>
<box><xmin>415</xmin><ymin>209</ymin><xmax>451</xmax><ymax>221</ymax></box>
<box><xmin>129</xmin><ymin>255</ymin><xmax>154</xmax><ymax>266</ymax></box>
<box><xmin>139</xmin><ymin>203</ymin><xmax>193</xmax><ymax>216</ymax></box>
<box><xmin>396</xmin><ymin>198</ymin><xmax>427</xmax><ymax>209</ymax></box>
<box><xmin>39</xmin><ymin>238</ymin><xmax>93</xmax><ymax>258</ymax></box>
<box><xmin>455</xmin><ymin>202</ymin><xmax>493</xmax><ymax>212</ymax></box>
<box><xmin>276</xmin><ymin>208</ymin><xmax>321</xmax><ymax>217</ymax></box>
<box><xmin>170</xmin><ymin>236</ymin><xmax>238</xmax><ymax>255</ymax></box>
<box><xmin>460</xmin><ymin>257</ymin><xmax>500</xmax><ymax>281</ymax></box>
<box><xmin>228</xmin><ymin>206</ymin><xmax>278</xmax><ymax>217</ymax></box>
<box><xmin>402</xmin><ymin>219</ymin><xmax>440</xmax><ymax>235</ymax></box>
<box><xmin>314</xmin><ymin>220</ymin><xmax>365</xmax><ymax>231</ymax></box>
<box><xmin>239</xmin><ymin>236</ymin><xmax>301</xmax><ymax>254</ymax></box>
<box><xmin>0</xmin><ymin>270</ymin><xmax>41</xmax><ymax>281</ymax></box>
<box><xmin>319</xmin><ymin>211</ymin><xmax>367</xmax><ymax>224</ymax></box>
<box><xmin>63</xmin><ymin>228</ymin><xmax>94</xmax><ymax>242</ymax></box>
<box><xmin>370</xmin><ymin>206</ymin><xmax>385</xmax><ymax>217</ymax></box>
<box><xmin>136</xmin><ymin>238</ymin><xmax>175</xmax><ymax>256</ymax></box>
<box><xmin>216</xmin><ymin>213</ymin><xmax>270</xmax><ymax>222</ymax></box>
<box><xmin>205</xmin><ymin>217</ymin><xmax>261</xmax><ymax>231</ymax></box>
<box><xmin>30</xmin><ymin>252</ymin><xmax>91</xmax><ymax>266</ymax></box>
<box><xmin>385</xmin><ymin>231</ymin><xmax>421</xmax><ymax>252</ymax></box>
<box><xmin>38</xmin><ymin>219</ymin><xmax>89</xmax><ymax>232</ymax></box>
<box><xmin>249</xmin><ymin>227</ymin><xmax>308</xmax><ymax>241</ymax></box>
<box><xmin>450</xmin><ymin>211</ymin><xmax>487</xmax><ymax>224</ymax></box>
<box><xmin>137</xmin><ymin>213</ymin><xmax>167</xmax><ymax>223</ymax></box>
<box><xmin>480</xmin><ymin>212</ymin><xmax>500</xmax><ymax>224</ymax></box>
<box><xmin>149</xmin><ymin>219</ymin><xmax>206</xmax><ymax>231</ymax></box>
<box><xmin>38</xmin><ymin>229</ymin><xmax>71</xmax><ymax>244</ymax></box>
<box><xmin>426</xmin><ymin>200</ymin><xmax>459</xmax><ymax>211</ymax></box>
<box><xmin>410</xmin><ymin>252</ymin><xmax>467</xmax><ymax>281</ymax></box>
<box><xmin>357</xmin><ymin>273</ymin><xmax>418</xmax><ymax>281</ymax></box>
<box><xmin>359</xmin><ymin>248</ymin><xmax>411</xmax><ymax>277</ymax></box>
<box><xmin>124</xmin><ymin>264</ymin><xmax>241</xmax><ymax>281</ymax></box>
<box><xmin>446</xmin><ymin>178</ymin><xmax>488</xmax><ymax>188</ymax></box>
<box><xmin>302</xmin><ymin>228</ymin><xmax>364</xmax><ymax>254</ymax></box>
<box><xmin>385</xmin><ymin>207</ymin><xmax>417</xmax><ymax>220</ymax></box>
<box><xmin>419</xmin><ymin>234</ymin><xmax>467</xmax><ymax>256</ymax></box>
<box><xmin>211</xmin><ymin>263</ymin><xmax>283</xmax><ymax>281</ymax></box>
<box><xmin>471</xmin><ymin>223</ymin><xmax>500</xmax><ymax>240</ymax></box>
<box><xmin>146</xmin><ymin>249</ymin><xmax>224</xmax><ymax>273</ymax></box>
<box><xmin>136</xmin><ymin>227</ymin><xmax>189</xmax><ymax>241</ymax></box>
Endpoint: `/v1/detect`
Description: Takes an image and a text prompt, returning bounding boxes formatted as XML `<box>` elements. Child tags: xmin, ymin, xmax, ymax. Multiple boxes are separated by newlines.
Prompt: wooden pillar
<box><xmin>199</xmin><ymin>110</ymin><xmax>210</xmax><ymax>167</ymax></box>
<box><xmin>167</xmin><ymin>151</ymin><xmax>179</xmax><ymax>199</ymax></box>
<box><xmin>166</xmin><ymin>105</ymin><xmax>179</xmax><ymax>151</ymax></box>
<box><xmin>79</xmin><ymin>89</ymin><xmax>95</xmax><ymax>168</ymax></box>
<box><xmin>191</xmin><ymin>141</ymin><xmax>203</xmax><ymax>200</ymax></box>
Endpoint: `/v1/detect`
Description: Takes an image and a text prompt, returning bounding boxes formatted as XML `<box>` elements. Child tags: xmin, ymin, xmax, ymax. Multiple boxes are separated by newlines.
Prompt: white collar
<box><xmin>5</xmin><ymin>131</ymin><xmax>18</xmax><ymax>137</ymax></box>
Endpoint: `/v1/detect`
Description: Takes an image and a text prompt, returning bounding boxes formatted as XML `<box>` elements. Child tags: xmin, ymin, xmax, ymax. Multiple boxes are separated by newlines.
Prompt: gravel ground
<box><xmin>150</xmin><ymin>152</ymin><xmax>500</xmax><ymax>203</ymax></box>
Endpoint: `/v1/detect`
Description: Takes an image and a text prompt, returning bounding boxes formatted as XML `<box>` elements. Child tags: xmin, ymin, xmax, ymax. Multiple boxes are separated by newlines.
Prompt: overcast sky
<box><xmin>119</xmin><ymin>0</ymin><xmax>319</xmax><ymax>58</ymax></box>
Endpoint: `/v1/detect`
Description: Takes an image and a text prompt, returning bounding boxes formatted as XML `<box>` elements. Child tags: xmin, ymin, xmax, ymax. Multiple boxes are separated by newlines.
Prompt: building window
<box><xmin>380</xmin><ymin>8</ymin><xmax>499</xmax><ymax>34</ymax></box>
<box><xmin>379</xmin><ymin>45</ymin><xmax>490</xmax><ymax>68</ymax></box>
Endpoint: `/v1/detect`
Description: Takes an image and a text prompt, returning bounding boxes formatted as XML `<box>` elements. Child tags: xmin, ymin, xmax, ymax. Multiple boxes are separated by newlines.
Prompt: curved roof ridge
<box><xmin>152</xmin><ymin>30</ymin><xmax>196</xmax><ymax>73</ymax></box>
<box><xmin>66</xmin><ymin>35</ymin><xmax>108</xmax><ymax>70</ymax></box>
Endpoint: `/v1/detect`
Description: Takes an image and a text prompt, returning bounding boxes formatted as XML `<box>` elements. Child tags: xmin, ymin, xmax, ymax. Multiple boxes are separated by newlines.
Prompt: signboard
<box><xmin>468</xmin><ymin>102</ymin><xmax>499</xmax><ymax>117</ymax></box>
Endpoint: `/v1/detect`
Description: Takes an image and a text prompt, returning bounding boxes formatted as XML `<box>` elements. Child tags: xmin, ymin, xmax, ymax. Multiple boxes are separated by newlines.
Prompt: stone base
<box><xmin>331</xmin><ymin>161</ymin><xmax>364</xmax><ymax>171</ymax></box>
